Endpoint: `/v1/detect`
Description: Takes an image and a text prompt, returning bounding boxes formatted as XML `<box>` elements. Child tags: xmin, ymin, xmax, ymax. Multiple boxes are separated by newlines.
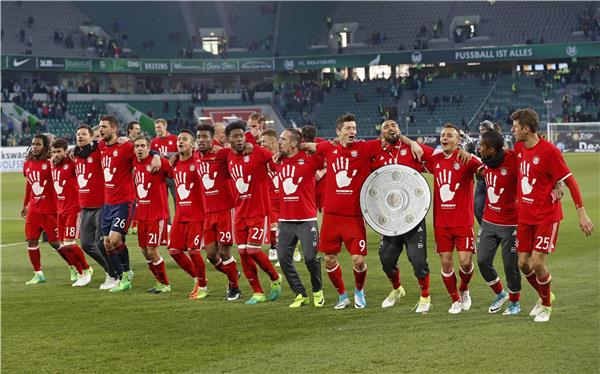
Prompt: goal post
<box><xmin>546</xmin><ymin>122</ymin><xmax>600</xmax><ymax>153</ymax></box>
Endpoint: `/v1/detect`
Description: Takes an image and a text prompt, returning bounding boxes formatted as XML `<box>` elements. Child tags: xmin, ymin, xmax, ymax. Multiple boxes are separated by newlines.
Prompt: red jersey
<box><xmin>515</xmin><ymin>139</ymin><xmax>571</xmax><ymax>225</ymax></box>
<box><xmin>51</xmin><ymin>159</ymin><xmax>80</xmax><ymax>214</ymax></box>
<box><xmin>169</xmin><ymin>156</ymin><xmax>204</xmax><ymax>222</ymax></box>
<box><xmin>133</xmin><ymin>156</ymin><xmax>170</xmax><ymax>221</ymax></box>
<box><xmin>227</xmin><ymin>146</ymin><xmax>272</xmax><ymax>218</ymax></box>
<box><xmin>151</xmin><ymin>133</ymin><xmax>178</xmax><ymax>155</ymax></box>
<box><xmin>372</xmin><ymin>142</ymin><xmax>434</xmax><ymax>171</ymax></box>
<box><xmin>196</xmin><ymin>148</ymin><xmax>235</xmax><ymax>213</ymax></box>
<box><xmin>74</xmin><ymin>147</ymin><xmax>104</xmax><ymax>208</ymax></box>
<box><xmin>23</xmin><ymin>159</ymin><xmax>57</xmax><ymax>214</ymax></box>
<box><xmin>278</xmin><ymin>151</ymin><xmax>324</xmax><ymax>221</ymax></box>
<box><xmin>99</xmin><ymin>140</ymin><xmax>135</xmax><ymax>205</ymax></box>
<box><xmin>267</xmin><ymin>167</ymin><xmax>280</xmax><ymax>205</ymax></box>
<box><xmin>425</xmin><ymin>149</ymin><xmax>482</xmax><ymax>228</ymax></box>
<box><xmin>482</xmin><ymin>150</ymin><xmax>519</xmax><ymax>226</ymax></box>
<box><xmin>316</xmin><ymin>139</ymin><xmax>382</xmax><ymax>217</ymax></box>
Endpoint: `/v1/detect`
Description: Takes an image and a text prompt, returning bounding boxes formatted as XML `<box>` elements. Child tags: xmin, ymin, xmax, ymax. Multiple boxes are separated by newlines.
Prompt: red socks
<box><xmin>326</xmin><ymin>263</ymin><xmax>346</xmax><ymax>295</ymax></box>
<box><xmin>353</xmin><ymin>265</ymin><xmax>367</xmax><ymax>291</ymax></box>
<box><xmin>189</xmin><ymin>251</ymin><xmax>207</xmax><ymax>287</ymax></box>
<box><xmin>489</xmin><ymin>278</ymin><xmax>504</xmax><ymax>294</ymax></box>
<box><xmin>152</xmin><ymin>257</ymin><xmax>169</xmax><ymax>285</ymax></box>
<box><xmin>458</xmin><ymin>264</ymin><xmax>474</xmax><ymax>292</ymax></box>
<box><xmin>387</xmin><ymin>267</ymin><xmax>401</xmax><ymax>290</ymax></box>
<box><xmin>418</xmin><ymin>273</ymin><xmax>430</xmax><ymax>297</ymax></box>
<box><xmin>69</xmin><ymin>244</ymin><xmax>90</xmax><ymax>270</ymax></box>
<box><xmin>215</xmin><ymin>257</ymin><xmax>239</xmax><ymax>288</ymax></box>
<box><xmin>525</xmin><ymin>271</ymin><xmax>540</xmax><ymax>292</ymax></box>
<box><xmin>537</xmin><ymin>274</ymin><xmax>552</xmax><ymax>307</ymax></box>
<box><xmin>169</xmin><ymin>250</ymin><xmax>196</xmax><ymax>278</ymax></box>
<box><xmin>28</xmin><ymin>246</ymin><xmax>42</xmax><ymax>272</ymax></box>
<box><xmin>509</xmin><ymin>291</ymin><xmax>520</xmax><ymax>302</ymax></box>
<box><xmin>442</xmin><ymin>270</ymin><xmax>460</xmax><ymax>302</ymax></box>
<box><xmin>239</xmin><ymin>250</ymin><xmax>262</xmax><ymax>293</ymax></box>
<box><xmin>248</xmin><ymin>250</ymin><xmax>279</xmax><ymax>281</ymax></box>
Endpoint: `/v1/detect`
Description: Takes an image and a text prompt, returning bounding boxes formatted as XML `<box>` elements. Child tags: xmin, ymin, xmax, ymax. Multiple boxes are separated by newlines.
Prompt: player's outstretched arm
<box><xmin>399</xmin><ymin>135</ymin><xmax>424</xmax><ymax>161</ymax></box>
<box><xmin>299</xmin><ymin>142</ymin><xmax>316</xmax><ymax>153</ymax></box>
<box><xmin>564</xmin><ymin>175</ymin><xmax>594</xmax><ymax>236</ymax></box>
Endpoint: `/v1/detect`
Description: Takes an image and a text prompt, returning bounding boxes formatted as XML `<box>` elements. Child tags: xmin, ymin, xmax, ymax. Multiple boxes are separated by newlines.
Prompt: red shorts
<box><xmin>168</xmin><ymin>221</ymin><xmax>204</xmax><ymax>251</ymax></box>
<box><xmin>235</xmin><ymin>215</ymin><xmax>268</xmax><ymax>246</ymax></box>
<box><xmin>203</xmin><ymin>209</ymin><xmax>234</xmax><ymax>246</ymax></box>
<box><xmin>270</xmin><ymin>201</ymin><xmax>280</xmax><ymax>229</ymax></box>
<box><xmin>517</xmin><ymin>222</ymin><xmax>560</xmax><ymax>254</ymax></box>
<box><xmin>319</xmin><ymin>214</ymin><xmax>367</xmax><ymax>255</ymax></box>
<box><xmin>434</xmin><ymin>226</ymin><xmax>476</xmax><ymax>253</ymax></box>
<box><xmin>137</xmin><ymin>219</ymin><xmax>167</xmax><ymax>248</ymax></box>
<box><xmin>57</xmin><ymin>212</ymin><xmax>80</xmax><ymax>242</ymax></box>
<box><xmin>25</xmin><ymin>212</ymin><xmax>58</xmax><ymax>242</ymax></box>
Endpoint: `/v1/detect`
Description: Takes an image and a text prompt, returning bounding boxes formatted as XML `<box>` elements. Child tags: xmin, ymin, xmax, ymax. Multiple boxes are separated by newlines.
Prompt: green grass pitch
<box><xmin>1</xmin><ymin>153</ymin><xmax>598</xmax><ymax>373</ymax></box>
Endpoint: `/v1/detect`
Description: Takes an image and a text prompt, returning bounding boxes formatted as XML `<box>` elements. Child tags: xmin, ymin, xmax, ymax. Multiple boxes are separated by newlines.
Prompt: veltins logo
<box><xmin>566</xmin><ymin>45</ymin><xmax>577</xmax><ymax>57</ymax></box>
<box><xmin>411</xmin><ymin>51</ymin><xmax>423</xmax><ymax>64</ymax></box>
<box><xmin>283</xmin><ymin>60</ymin><xmax>295</xmax><ymax>70</ymax></box>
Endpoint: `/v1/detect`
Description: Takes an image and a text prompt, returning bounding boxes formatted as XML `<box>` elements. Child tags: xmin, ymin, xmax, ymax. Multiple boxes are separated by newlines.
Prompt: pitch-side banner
<box><xmin>2</xmin><ymin>42</ymin><xmax>598</xmax><ymax>74</ymax></box>
<box><xmin>1</xmin><ymin>147</ymin><xmax>28</xmax><ymax>172</ymax></box>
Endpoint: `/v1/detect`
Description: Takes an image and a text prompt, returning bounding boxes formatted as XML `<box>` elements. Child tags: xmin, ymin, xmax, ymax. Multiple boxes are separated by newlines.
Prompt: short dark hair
<box><xmin>301</xmin><ymin>125</ymin><xmax>317</xmax><ymax>142</ymax></box>
<box><xmin>196</xmin><ymin>124</ymin><xmax>215</xmax><ymax>137</ymax></box>
<box><xmin>480</xmin><ymin>130</ymin><xmax>504</xmax><ymax>153</ymax></box>
<box><xmin>178</xmin><ymin>129</ymin><xmax>195</xmax><ymax>138</ymax></box>
<box><xmin>51</xmin><ymin>137</ymin><xmax>69</xmax><ymax>150</ymax></box>
<box><xmin>133</xmin><ymin>136</ymin><xmax>150</xmax><ymax>145</ymax></box>
<box><xmin>76</xmin><ymin>124</ymin><xmax>93</xmax><ymax>135</ymax></box>
<box><xmin>442</xmin><ymin>123</ymin><xmax>461</xmax><ymax>134</ymax></box>
<box><xmin>510</xmin><ymin>108</ymin><xmax>539</xmax><ymax>133</ymax></box>
<box><xmin>335</xmin><ymin>113</ymin><xmax>356</xmax><ymax>130</ymax></box>
<box><xmin>100</xmin><ymin>115</ymin><xmax>119</xmax><ymax>128</ymax></box>
<box><xmin>225</xmin><ymin>121</ymin><xmax>246</xmax><ymax>137</ymax></box>
<box><xmin>127</xmin><ymin>121</ymin><xmax>140</xmax><ymax>133</ymax></box>
<box><xmin>261</xmin><ymin>128</ymin><xmax>277</xmax><ymax>139</ymax></box>
<box><xmin>284</xmin><ymin>128</ymin><xmax>302</xmax><ymax>145</ymax></box>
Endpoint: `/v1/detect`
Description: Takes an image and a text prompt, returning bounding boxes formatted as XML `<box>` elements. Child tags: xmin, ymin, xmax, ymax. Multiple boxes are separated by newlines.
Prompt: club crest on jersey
<box><xmin>500</xmin><ymin>167</ymin><xmax>508</xmax><ymax>176</ymax></box>
<box><xmin>189</xmin><ymin>164</ymin><xmax>196</xmax><ymax>172</ymax></box>
<box><xmin>87</xmin><ymin>157</ymin><xmax>93</xmax><ymax>163</ymax></box>
<box><xmin>146</xmin><ymin>165</ymin><xmax>152</xmax><ymax>172</ymax></box>
<box><xmin>453</xmin><ymin>162</ymin><xmax>460</xmax><ymax>170</ymax></box>
<box><xmin>351</xmin><ymin>150</ymin><xmax>358</xmax><ymax>158</ymax></box>
<box><xmin>63</xmin><ymin>164</ymin><xmax>69</xmax><ymax>170</ymax></box>
<box><xmin>298</xmin><ymin>158</ymin><xmax>305</xmax><ymax>165</ymax></box>
<box><xmin>243</xmin><ymin>155</ymin><xmax>250</xmax><ymax>163</ymax></box>
<box><xmin>41</xmin><ymin>164</ymin><xmax>48</xmax><ymax>170</ymax></box>
<box><xmin>113</xmin><ymin>150</ymin><xmax>118</xmax><ymax>157</ymax></box>
<box><xmin>400</xmin><ymin>149</ymin><xmax>408</xmax><ymax>156</ymax></box>
<box><xmin>532</xmin><ymin>156</ymin><xmax>540</xmax><ymax>165</ymax></box>
<box><xmin>168</xmin><ymin>141</ymin><xmax>173</xmax><ymax>145</ymax></box>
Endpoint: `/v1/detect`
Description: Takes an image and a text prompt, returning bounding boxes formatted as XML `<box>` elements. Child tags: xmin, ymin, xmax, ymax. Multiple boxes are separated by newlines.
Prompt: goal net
<box><xmin>546</xmin><ymin>122</ymin><xmax>600</xmax><ymax>153</ymax></box>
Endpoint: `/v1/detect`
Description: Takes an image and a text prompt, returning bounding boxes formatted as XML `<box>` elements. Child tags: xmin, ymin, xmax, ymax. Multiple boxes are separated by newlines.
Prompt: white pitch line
<box><xmin>0</xmin><ymin>242</ymin><xmax>23</xmax><ymax>248</ymax></box>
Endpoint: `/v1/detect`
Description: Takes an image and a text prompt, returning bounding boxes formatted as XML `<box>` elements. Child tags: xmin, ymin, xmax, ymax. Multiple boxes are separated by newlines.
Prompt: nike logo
<box><xmin>13</xmin><ymin>58</ymin><xmax>30</xmax><ymax>67</ymax></box>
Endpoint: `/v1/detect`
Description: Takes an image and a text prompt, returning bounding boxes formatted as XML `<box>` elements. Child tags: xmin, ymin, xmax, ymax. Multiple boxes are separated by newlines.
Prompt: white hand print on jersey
<box><xmin>174</xmin><ymin>171</ymin><xmax>194</xmax><ymax>200</ymax></box>
<box><xmin>27</xmin><ymin>170</ymin><xmax>47</xmax><ymax>196</ymax></box>
<box><xmin>436</xmin><ymin>169</ymin><xmax>460</xmax><ymax>202</ymax></box>
<box><xmin>485</xmin><ymin>173</ymin><xmax>505</xmax><ymax>204</ymax></box>
<box><xmin>280</xmin><ymin>164</ymin><xmax>303</xmax><ymax>195</ymax></box>
<box><xmin>51</xmin><ymin>169</ymin><xmax>67</xmax><ymax>195</ymax></box>
<box><xmin>268</xmin><ymin>170</ymin><xmax>280</xmax><ymax>190</ymax></box>
<box><xmin>159</xmin><ymin>145</ymin><xmax>168</xmax><ymax>155</ymax></box>
<box><xmin>198</xmin><ymin>162</ymin><xmax>217</xmax><ymax>190</ymax></box>
<box><xmin>101</xmin><ymin>156</ymin><xmax>117</xmax><ymax>182</ymax></box>
<box><xmin>230</xmin><ymin>164</ymin><xmax>251</xmax><ymax>194</ymax></box>
<box><xmin>332</xmin><ymin>157</ymin><xmax>357</xmax><ymax>188</ymax></box>
<box><xmin>134</xmin><ymin>171</ymin><xmax>152</xmax><ymax>199</ymax></box>
<box><xmin>75</xmin><ymin>163</ymin><xmax>93</xmax><ymax>188</ymax></box>
<box><xmin>519</xmin><ymin>161</ymin><xmax>536</xmax><ymax>195</ymax></box>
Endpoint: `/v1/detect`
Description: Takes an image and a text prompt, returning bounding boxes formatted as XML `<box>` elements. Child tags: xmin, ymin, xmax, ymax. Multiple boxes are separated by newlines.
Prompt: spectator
<box><xmin>326</xmin><ymin>16</ymin><xmax>332</xmax><ymax>29</ymax></box>
<box><xmin>337</xmin><ymin>34</ymin><xmax>342</xmax><ymax>54</ymax></box>
<box><xmin>19</xmin><ymin>29</ymin><xmax>25</xmax><ymax>42</ymax></box>
<box><xmin>27</xmin><ymin>16</ymin><xmax>34</xmax><ymax>28</ymax></box>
